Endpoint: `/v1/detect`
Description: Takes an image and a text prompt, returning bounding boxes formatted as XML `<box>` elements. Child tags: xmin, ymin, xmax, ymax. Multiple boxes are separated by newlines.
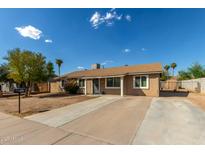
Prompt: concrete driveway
<box><xmin>25</xmin><ymin>95</ymin><xmax>152</xmax><ymax>144</ymax></box>
<box><xmin>132</xmin><ymin>97</ymin><xmax>205</xmax><ymax>144</ymax></box>
<box><xmin>1</xmin><ymin>95</ymin><xmax>205</xmax><ymax>144</ymax></box>
<box><xmin>58</xmin><ymin>96</ymin><xmax>152</xmax><ymax>144</ymax></box>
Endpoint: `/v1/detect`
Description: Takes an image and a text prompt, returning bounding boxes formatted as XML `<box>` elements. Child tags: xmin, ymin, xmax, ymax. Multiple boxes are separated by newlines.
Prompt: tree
<box><xmin>55</xmin><ymin>59</ymin><xmax>63</xmax><ymax>77</ymax></box>
<box><xmin>178</xmin><ymin>70</ymin><xmax>192</xmax><ymax>80</ymax></box>
<box><xmin>163</xmin><ymin>65</ymin><xmax>170</xmax><ymax>80</ymax></box>
<box><xmin>6</xmin><ymin>48</ymin><xmax>48</xmax><ymax>96</ymax></box>
<box><xmin>171</xmin><ymin>62</ymin><xmax>177</xmax><ymax>76</ymax></box>
<box><xmin>178</xmin><ymin>63</ymin><xmax>205</xmax><ymax>80</ymax></box>
<box><xmin>0</xmin><ymin>64</ymin><xmax>14</xmax><ymax>92</ymax></box>
<box><xmin>188</xmin><ymin>63</ymin><xmax>205</xmax><ymax>79</ymax></box>
<box><xmin>46</xmin><ymin>61</ymin><xmax>55</xmax><ymax>80</ymax></box>
<box><xmin>161</xmin><ymin>70</ymin><xmax>167</xmax><ymax>81</ymax></box>
<box><xmin>164</xmin><ymin>65</ymin><xmax>170</xmax><ymax>72</ymax></box>
<box><xmin>0</xmin><ymin>64</ymin><xmax>9</xmax><ymax>82</ymax></box>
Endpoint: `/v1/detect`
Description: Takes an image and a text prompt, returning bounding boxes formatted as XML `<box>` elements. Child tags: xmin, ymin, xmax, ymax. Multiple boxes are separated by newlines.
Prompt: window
<box><xmin>135</xmin><ymin>77</ymin><xmax>140</xmax><ymax>88</ymax></box>
<box><xmin>107</xmin><ymin>78</ymin><xmax>113</xmax><ymax>87</ymax></box>
<box><xmin>79</xmin><ymin>79</ymin><xmax>85</xmax><ymax>88</ymax></box>
<box><xmin>106</xmin><ymin>77</ymin><xmax>120</xmax><ymax>88</ymax></box>
<box><xmin>133</xmin><ymin>75</ymin><xmax>149</xmax><ymax>89</ymax></box>
<box><xmin>141</xmin><ymin>76</ymin><xmax>147</xmax><ymax>87</ymax></box>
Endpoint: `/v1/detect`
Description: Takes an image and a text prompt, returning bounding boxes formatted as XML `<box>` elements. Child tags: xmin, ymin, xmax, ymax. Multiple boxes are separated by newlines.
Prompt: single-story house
<box><xmin>51</xmin><ymin>63</ymin><xmax>162</xmax><ymax>97</ymax></box>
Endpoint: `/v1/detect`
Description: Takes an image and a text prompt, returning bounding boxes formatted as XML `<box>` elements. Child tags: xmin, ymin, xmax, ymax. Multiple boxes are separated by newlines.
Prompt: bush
<box><xmin>64</xmin><ymin>79</ymin><xmax>79</xmax><ymax>94</ymax></box>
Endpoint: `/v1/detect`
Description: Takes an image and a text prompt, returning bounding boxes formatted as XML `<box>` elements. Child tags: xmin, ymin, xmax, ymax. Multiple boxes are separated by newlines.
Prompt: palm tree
<box><xmin>55</xmin><ymin>59</ymin><xmax>63</xmax><ymax>77</ymax></box>
<box><xmin>164</xmin><ymin>65</ymin><xmax>170</xmax><ymax>80</ymax></box>
<box><xmin>171</xmin><ymin>62</ymin><xmax>177</xmax><ymax>77</ymax></box>
<box><xmin>46</xmin><ymin>61</ymin><xmax>55</xmax><ymax>79</ymax></box>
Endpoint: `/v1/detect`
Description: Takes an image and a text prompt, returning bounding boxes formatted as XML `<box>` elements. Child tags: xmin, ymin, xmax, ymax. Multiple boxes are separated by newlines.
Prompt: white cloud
<box><xmin>101</xmin><ymin>60</ymin><xmax>114</xmax><ymax>65</ymax></box>
<box><xmin>123</xmin><ymin>48</ymin><xmax>131</xmax><ymax>53</ymax></box>
<box><xmin>77</xmin><ymin>66</ymin><xmax>84</xmax><ymax>70</ymax></box>
<box><xmin>45</xmin><ymin>39</ymin><xmax>53</xmax><ymax>43</ymax></box>
<box><xmin>15</xmin><ymin>25</ymin><xmax>42</xmax><ymax>40</ymax></box>
<box><xmin>89</xmin><ymin>12</ymin><xmax>102</xmax><ymax>29</ymax></box>
<box><xmin>89</xmin><ymin>9</ymin><xmax>123</xmax><ymax>29</ymax></box>
<box><xmin>125</xmin><ymin>15</ymin><xmax>132</xmax><ymax>22</ymax></box>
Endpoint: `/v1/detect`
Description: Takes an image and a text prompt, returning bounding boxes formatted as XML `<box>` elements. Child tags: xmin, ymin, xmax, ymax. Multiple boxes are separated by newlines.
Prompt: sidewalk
<box><xmin>0</xmin><ymin>112</ymin><xmax>68</xmax><ymax>144</ymax></box>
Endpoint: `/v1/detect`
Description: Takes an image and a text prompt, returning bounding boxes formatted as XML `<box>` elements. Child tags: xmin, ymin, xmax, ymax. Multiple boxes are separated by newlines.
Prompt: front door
<box><xmin>93</xmin><ymin>79</ymin><xmax>100</xmax><ymax>94</ymax></box>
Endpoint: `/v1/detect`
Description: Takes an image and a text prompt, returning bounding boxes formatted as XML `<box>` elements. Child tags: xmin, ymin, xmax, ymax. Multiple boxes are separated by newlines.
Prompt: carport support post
<box><xmin>120</xmin><ymin>76</ymin><xmax>124</xmax><ymax>96</ymax></box>
<box><xmin>84</xmin><ymin>79</ymin><xmax>87</xmax><ymax>95</ymax></box>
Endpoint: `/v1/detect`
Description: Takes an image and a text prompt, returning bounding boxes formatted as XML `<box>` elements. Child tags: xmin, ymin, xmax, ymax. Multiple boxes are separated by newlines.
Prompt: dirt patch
<box><xmin>188</xmin><ymin>93</ymin><xmax>205</xmax><ymax>111</ymax></box>
<box><xmin>0</xmin><ymin>94</ymin><xmax>97</xmax><ymax>117</ymax></box>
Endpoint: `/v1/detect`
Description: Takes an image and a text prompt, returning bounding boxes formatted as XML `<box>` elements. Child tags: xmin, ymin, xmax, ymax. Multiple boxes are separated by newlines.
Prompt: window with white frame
<box><xmin>133</xmin><ymin>75</ymin><xmax>149</xmax><ymax>89</ymax></box>
<box><xmin>106</xmin><ymin>77</ymin><xmax>120</xmax><ymax>88</ymax></box>
<box><xmin>79</xmin><ymin>79</ymin><xmax>85</xmax><ymax>88</ymax></box>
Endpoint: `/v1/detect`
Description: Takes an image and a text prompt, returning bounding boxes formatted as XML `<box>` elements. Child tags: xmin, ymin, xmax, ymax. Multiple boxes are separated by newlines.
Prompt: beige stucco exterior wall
<box><xmin>50</xmin><ymin>73</ymin><xmax>160</xmax><ymax>96</ymax></box>
<box><xmin>97</xmin><ymin>74</ymin><xmax>160</xmax><ymax>96</ymax></box>
<box><xmin>50</xmin><ymin>81</ymin><xmax>62</xmax><ymax>93</ymax></box>
<box><xmin>124</xmin><ymin>74</ymin><xmax>160</xmax><ymax>96</ymax></box>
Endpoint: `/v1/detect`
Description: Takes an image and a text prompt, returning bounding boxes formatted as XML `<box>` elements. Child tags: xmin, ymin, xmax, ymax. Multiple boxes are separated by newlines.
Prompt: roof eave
<box><xmin>63</xmin><ymin>71</ymin><xmax>162</xmax><ymax>79</ymax></box>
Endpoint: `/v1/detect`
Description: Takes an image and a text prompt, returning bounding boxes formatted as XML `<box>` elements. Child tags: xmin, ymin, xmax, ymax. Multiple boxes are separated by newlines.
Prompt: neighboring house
<box><xmin>0</xmin><ymin>81</ymin><xmax>49</xmax><ymax>94</ymax></box>
<box><xmin>0</xmin><ymin>82</ymin><xmax>17</xmax><ymax>93</ymax></box>
<box><xmin>51</xmin><ymin>63</ymin><xmax>162</xmax><ymax>97</ymax></box>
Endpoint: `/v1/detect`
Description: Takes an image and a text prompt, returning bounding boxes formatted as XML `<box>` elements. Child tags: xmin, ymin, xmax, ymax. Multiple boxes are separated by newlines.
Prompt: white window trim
<box><xmin>105</xmin><ymin>77</ymin><xmax>121</xmax><ymax>89</ymax></box>
<box><xmin>133</xmin><ymin>75</ymin><xmax>149</xmax><ymax>89</ymax></box>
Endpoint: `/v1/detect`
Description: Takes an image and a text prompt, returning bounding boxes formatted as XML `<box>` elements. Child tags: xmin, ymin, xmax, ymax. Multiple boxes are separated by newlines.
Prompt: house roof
<box><xmin>54</xmin><ymin>63</ymin><xmax>162</xmax><ymax>80</ymax></box>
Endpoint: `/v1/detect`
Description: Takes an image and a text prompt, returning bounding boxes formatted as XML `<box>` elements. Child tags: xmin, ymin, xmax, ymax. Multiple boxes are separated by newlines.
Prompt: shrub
<box><xmin>64</xmin><ymin>79</ymin><xmax>79</xmax><ymax>94</ymax></box>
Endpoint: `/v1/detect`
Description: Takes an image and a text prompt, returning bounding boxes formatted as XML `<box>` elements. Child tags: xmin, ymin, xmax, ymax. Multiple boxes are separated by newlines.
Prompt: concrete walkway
<box><xmin>26</xmin><ymin>96</ymin><xmax>122</xmax><ymax>127</ymax></box>
<box><xmin>132</xmin><ymin>97</ymin><xmax>205</xmax><ymax>144</ymax></box>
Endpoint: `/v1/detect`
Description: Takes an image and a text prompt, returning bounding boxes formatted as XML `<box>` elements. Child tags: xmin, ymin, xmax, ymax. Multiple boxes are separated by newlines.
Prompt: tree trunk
<box><xmin>25</xmin><ymin>81</ymin><xmax>31</xmax><ymax>97</ymax></box>
<box><xmin>25</xmin><ymin>87</ymin><xmax>28</xmax><ymax>97</ymax></box>
<box><xmin>173</xmin><ymin>69</ymin><xmax>174</xmax><ymax>77</ymax></box>
<box><xmin>58</xmin><ymin>66</ymin><xmax>60</xmax><ymax>77</ymax></box>
<box><xmin>28</xmin><ymin>83</ymin><xmax>31</xmax><ymax>96</ymax></box>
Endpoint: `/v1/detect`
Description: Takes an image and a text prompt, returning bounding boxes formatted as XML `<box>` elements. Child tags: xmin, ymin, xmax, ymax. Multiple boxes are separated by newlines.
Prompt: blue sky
<box><xmin>0</xmin><ymin>8</ymin><xmax>205</xmax><ymax>75</ymax></box>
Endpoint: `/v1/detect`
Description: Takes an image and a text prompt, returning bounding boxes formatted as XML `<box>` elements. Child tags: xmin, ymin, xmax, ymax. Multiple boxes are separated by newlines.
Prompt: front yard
<box><xmin>0</xmin><ymin>93</ymin><xmax>97</xmax><ymax>117</ymax></box>
<box><xmin>188</xmin><ymin>93</ymin><xmax>205</xmax><ymax>111</ymax></box>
